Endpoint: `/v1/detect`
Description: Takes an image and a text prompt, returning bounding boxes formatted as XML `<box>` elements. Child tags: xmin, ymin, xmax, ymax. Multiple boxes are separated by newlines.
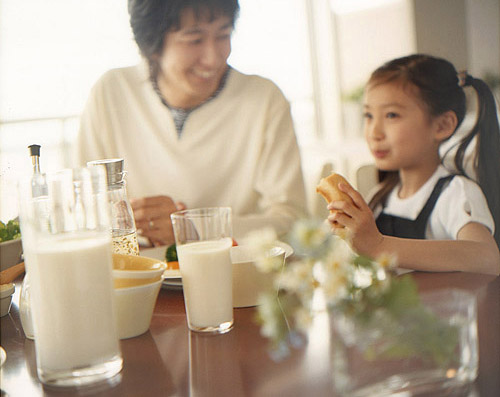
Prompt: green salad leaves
<box><xmin>0</xmin><ymin>219</ymin><xmax>21</xmax><ymax>242</ymax></box>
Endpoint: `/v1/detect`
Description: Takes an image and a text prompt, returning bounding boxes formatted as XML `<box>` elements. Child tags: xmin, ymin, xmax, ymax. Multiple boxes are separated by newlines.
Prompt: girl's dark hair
<box><xmin>367</xmin><ymin>54</ymin><xmax>500</xmax><ymax>247</ymax></box>
<box><xmin>128</xmin><ymin>0</ymin><xmax>240</xmax><ymax>81</ymax></box>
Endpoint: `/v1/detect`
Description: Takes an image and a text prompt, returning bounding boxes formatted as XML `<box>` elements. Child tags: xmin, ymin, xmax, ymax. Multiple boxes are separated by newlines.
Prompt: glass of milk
<box><xmin>18</xmin><ymin>167</ymin><xmax>122</xmax><ymax>387</ymax></box>
<box><xmin>171</xmin><ymin>207</ymin><xmax>234</xmax><ymax>333</ymax></box>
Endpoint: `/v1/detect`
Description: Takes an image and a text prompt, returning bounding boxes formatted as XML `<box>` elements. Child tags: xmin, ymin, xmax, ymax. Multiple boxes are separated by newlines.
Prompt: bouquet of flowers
<box><xmin>246</xmin><ymin>219</ymin><xmax>459</xmax><ymax>364</ymax></box>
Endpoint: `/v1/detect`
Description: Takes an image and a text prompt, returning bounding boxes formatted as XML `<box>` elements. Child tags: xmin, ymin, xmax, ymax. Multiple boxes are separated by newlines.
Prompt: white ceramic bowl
<box><xmin>0</xmin><ymin>283</ymin><xmax>15</xmax><ymax>317</ymax></box>
<box><xmin>230</xmin><ymin>244</ymin><xmax>289</xmax><ymax>308</ymax></box>
<box><xmin>114</xmin><ymin>278</ymin><xmax>162</xmax><ymax>339</ymax></box>
<box><xmin>112</xmin><ymin>253</ymin><xmax>167</xmax><ymax>288</ymax></box>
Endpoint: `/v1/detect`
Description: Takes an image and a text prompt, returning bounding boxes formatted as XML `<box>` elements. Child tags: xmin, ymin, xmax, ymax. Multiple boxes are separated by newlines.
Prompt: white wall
<box><xmin>465</xmin><ymin>0</ymin><xmax>500</xmax><ymax>77</ymax></box>
<box><xmin>412</xmin><ymin>0</ymin><xmax>500</xmax><ymax>77</ymax></box>
<box><xmin>412</xmin><ymin>0</ymin><xmax>468</xmax><ymax>70</ymax></box>
<box><xmin>335</xmin><ymin>0</ymin><xmax>416</xmax><ymax>93</ymax></box>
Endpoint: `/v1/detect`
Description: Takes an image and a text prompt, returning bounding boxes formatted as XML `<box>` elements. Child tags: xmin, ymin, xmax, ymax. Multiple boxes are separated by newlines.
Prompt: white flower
<box><xmin>325</xmin><ymin>237</ymin><xmax>354</xmax><ymax>265</ymax></box>
<box><xmin>251</xmin><ymin>219</ymin><xmax>407</xmax><ymax>360</ymax></box>
<box><xmin>352</xmin><ymin>266</ymin><xmax>374</xmax><ymax>289</ymax></box>
<box><xmin>375</xmin><ymin>253</ymin><xmax>398</xmax><ymax>270</ymax></box>
<box><xmin>244</xmin><ymin>227</ymin><xmax>284</xmax><ymax>273</ymax></box>
<box><xmin>277</xmin><ymin>259</ymin><xmax>317</xmax><ymax>303</ymax></box>
<box><xmin>288</xmin><ymin>219</ymin><xmax>332</xmax><ymax>257</ymax></box>
<box><xmin>245</xmin><ymin>227</ymin><xmax>278</xmax><ymax>252</ymax></box>
<box><xmin>257</xmin><ymin>293</ymin><xmax>283</xmax><ymax>339</ymax></box>
<box><xmin>294</xmin><ymin>306</ymin><xmax>313</xmax><ymax>333</ymax></box>
<box><xmin>319</xmin><ymin>264</ymin><xmax>350</xmax><ymax>304</ymax></box>
<box><xmin>256</xmin><ymin>252</ymin><xmax>285</xmax><ymax>274</ymax></box>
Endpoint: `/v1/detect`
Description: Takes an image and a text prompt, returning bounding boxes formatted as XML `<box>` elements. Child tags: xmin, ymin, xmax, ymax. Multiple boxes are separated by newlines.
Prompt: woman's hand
<box><xmin>327</xmin><ymin>182</ymin><xmax>383</xmax><ymax>257</ymax></box>
<box><xmin>131</xmin><ymin>195</ymin><xmax>186</xmax><ymax>247</ymax></box>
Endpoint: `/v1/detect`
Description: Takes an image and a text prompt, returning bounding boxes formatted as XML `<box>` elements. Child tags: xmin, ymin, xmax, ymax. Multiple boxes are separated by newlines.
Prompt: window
<box><xmin>230</xmin><ymin>0</ymin><xmax>315</xmax><ymax>146</ymax></box>
<box><xmin>0</xmin><ymin>0</ymin><xmax>317</xmax><ymax>220</ymax></box>
<box><xmin>0</xmin><ymin>0</ymin><xmax>416</xmax><ymax>220</ymax></box>
<box><xmin>0</xmin><ymin>0</ymin><xmax>139</xmax><ymax>219</ymax></box>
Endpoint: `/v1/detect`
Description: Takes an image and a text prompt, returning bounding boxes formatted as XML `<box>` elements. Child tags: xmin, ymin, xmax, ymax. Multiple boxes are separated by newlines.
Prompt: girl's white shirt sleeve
<box><xmin>430</xmin><ymin>175</ymin><xmax>495</xmax><ymax>239</ymax></box>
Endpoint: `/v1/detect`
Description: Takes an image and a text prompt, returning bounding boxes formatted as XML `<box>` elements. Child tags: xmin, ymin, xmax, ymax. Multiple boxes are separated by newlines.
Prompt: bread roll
<box><xmin>316</xmin><ymin>173</ymin><xmax>354</xmax><ymax>228</ymax></box>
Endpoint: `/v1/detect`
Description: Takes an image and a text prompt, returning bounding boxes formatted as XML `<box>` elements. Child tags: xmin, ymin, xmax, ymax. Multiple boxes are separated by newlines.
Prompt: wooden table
<box><xmin>1</xmin><ymin>272</ymin><xmax>499</xmax><ymax>396</ymax></box>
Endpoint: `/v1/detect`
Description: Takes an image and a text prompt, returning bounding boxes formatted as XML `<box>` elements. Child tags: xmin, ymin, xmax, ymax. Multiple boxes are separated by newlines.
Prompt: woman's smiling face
<box><xmin>363</xmin><ymin>81</ymin><xmax>442</xmax><ymax>173</ymax></box>
<box><xmin>158</xmin><ymin>8</ymin><xmax>233</xmax><ymax>109</ymax></box>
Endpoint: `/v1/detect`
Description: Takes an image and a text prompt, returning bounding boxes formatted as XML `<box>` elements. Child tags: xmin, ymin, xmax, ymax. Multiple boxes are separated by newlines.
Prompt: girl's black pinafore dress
<box><xmin>375</xmin><ymin>175</ymin><xmax>455</xmax><ymax>239</ymax></box>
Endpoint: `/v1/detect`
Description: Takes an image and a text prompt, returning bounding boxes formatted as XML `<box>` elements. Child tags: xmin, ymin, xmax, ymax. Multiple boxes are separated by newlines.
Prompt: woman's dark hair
<box><xmin>128</xmin><ymin>0</ymin><xmax>240</xmax><ymax>81</ymax></box>
<box><xmin>367</xmin><ymin>54</ymin><xmax>500</xmax><ymax>247</ymax></box>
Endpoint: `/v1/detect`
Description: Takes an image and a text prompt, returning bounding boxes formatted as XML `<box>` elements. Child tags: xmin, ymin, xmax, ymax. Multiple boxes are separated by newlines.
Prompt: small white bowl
<box><xmin>0</xmin><ymin>283</ymin><xmax>15</xmax><ymax>317</ymax></box>
<box><xmin>114</xmin><ymin>279</ymin><xmax>162</xmax><ymax>339</ymax></box>
<box><xmin>230</xmin><ymin>244</ymin><xmax>288</xmax><ymax>308</ymax></box>
<box><xmin>112</xmin><ymin>254</ymin><xmax>167</xmax><ymax>288</ymax></box>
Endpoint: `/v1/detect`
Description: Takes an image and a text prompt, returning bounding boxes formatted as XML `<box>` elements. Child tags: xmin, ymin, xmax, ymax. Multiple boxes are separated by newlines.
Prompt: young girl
<box><xmin>328</xmin><ymin>54</ymin><xmax>500</xmax><ymax>275</ymax></box>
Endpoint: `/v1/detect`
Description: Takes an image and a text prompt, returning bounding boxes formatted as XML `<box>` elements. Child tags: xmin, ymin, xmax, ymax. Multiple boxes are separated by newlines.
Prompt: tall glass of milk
<box><xmin>171</xmin><ymin>207</ymin><xmax>234</xmax><ymax>333</ymax></box>
<box><xmin>18</xmin><ymin>167</ymin><xmax>122</xmax><ymax>387</ymax></box>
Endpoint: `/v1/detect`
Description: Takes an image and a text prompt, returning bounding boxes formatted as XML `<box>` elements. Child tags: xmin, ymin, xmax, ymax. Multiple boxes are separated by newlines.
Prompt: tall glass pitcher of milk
<box><xmin>18</xmin><ymin>166</ymin><xmax>123</xmax><ymax>387</ymax></box>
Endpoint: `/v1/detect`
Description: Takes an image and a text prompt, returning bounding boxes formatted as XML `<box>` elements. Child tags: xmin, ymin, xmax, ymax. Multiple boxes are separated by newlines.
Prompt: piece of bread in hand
<box><xmin>316</xmin><ymin>173</ymin><xmax>354</xmax><ymax>228</ymax></box>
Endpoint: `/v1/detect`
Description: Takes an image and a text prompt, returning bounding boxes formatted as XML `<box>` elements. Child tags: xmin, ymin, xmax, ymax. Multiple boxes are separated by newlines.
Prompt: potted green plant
<box><xmin>341</xmin><ymin>85</ymin><xmax>365</xmax><ymax>139</ymax></box>
<box><xmin>0</xmin><ymin>218</ymin><xmax>22</xmax><ymax>272</ymax></box>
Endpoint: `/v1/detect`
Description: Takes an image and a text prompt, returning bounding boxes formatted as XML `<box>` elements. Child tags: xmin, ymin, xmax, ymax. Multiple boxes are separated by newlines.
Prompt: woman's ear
<box><xmin>434</xmin><ymin>111</ymin><xmax>458</xmax><ymax>142</ymax></box>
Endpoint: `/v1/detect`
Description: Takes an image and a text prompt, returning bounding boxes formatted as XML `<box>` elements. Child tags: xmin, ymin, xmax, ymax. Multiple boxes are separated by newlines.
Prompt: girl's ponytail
<box><xmin>455</xmin><ymin>76</ymin><xmax>500</xmax><ymax>247</ymax></box>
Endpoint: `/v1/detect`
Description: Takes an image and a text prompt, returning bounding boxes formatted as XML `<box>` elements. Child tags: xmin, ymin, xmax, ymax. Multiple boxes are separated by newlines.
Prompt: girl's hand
<box><xmin>131</xmin><ymin>196</ymin><xmax>186</xmax><ymax>247</ymax></box>
<box><xmin>327</xmin><ymin>182</ymin><xmax>383</xmax><ymax>257</ymax></box>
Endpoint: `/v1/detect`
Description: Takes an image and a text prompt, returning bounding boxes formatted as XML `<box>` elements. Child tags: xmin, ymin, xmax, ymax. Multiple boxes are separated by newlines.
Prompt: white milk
<box><xmin>177</xmin><ymin>238</ymin><xmax>233</xmax><ymax>330</ymax></box>
<box><xmin>25</xmin><ymin>232</ymin><xmax>120</xmax><ymax>372</ymax></box>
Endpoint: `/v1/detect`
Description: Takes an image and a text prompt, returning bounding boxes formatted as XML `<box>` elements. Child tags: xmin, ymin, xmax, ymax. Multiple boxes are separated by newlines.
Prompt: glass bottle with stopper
<box><xmin>87</xmin><ymin>158</ymin><xmax>139</xmax><ymax>256</ymax></box>
<box><xmin>29</xmin><ymin>144</ymin><xmax>41</xmax><ymax>173</ymax></box>
<box><xmin>19</xmin><ymin>144</ymin><xmax>44</xmax><ymax>340</ymax></box>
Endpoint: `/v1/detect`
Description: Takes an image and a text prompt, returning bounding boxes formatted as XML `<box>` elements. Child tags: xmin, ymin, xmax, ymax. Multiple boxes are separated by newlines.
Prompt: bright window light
<box><xmin>0</xmin><ymin>0</ymin><xmax>315</xmax><ymax>220</ymax></box>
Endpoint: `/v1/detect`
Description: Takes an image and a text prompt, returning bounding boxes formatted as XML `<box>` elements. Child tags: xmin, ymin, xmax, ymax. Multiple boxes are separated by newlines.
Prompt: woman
<box><xmin>77</xmin><ymin>0</ymin><xmax>307</xmax><ymax>246</ymax></box>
